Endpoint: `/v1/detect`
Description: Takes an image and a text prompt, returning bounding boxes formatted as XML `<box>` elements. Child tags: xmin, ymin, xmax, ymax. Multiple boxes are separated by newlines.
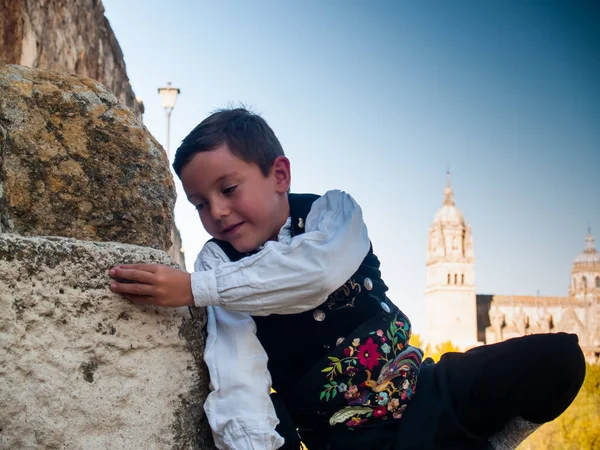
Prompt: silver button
<box><xmin>313</xmin><ymin>309</ymin><xmax>326</xmax><ymax>321</ymax></box>
<box><xmin>336</xmin><ymin>337</ymin><xmax>344</xmax><ymax>346</ymax></box>
<box><xmin>380</xmin><ymin>302</ymin><xmax>391</xmax><ymax>313</ymax></box>
<box><xmin>364</xmin><ymin>278</ymin><xmax>373</xmax><ymax>291</ymax></box>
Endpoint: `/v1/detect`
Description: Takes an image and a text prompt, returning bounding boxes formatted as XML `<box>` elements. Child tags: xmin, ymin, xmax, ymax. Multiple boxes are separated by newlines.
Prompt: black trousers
<box><xmin>395</xmin><ymin>332</ymin><xmax>586</xmax><ymax>450</ymax></box>
<box><xmin>294</xmin><ymin>333</ymin><xmax>586</xmax><ymax>450</ymax></box>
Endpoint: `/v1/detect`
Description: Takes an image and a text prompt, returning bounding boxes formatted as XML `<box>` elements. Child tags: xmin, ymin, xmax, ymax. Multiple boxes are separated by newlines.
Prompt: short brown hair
<box><xmin>172</xmin><ymin>108</ymin><xmax>285</xmax><ymax>178</ymax></box>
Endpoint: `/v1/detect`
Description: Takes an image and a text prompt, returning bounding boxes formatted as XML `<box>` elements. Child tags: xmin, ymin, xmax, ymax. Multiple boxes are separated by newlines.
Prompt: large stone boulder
<box><xmin>0</xmin><ymin>64</ymin><xmax>175</xmax><ymax>250</ymax></box>
<box><xmin>0</xmin><ymin>234</ymin><xmax>213</xmax><ymax>449</ymax></box>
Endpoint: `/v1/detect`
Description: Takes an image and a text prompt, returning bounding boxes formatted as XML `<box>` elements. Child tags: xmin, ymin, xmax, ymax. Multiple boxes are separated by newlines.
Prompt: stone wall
<box><xmin>0</xmin><ymin>65</ymin><xmax>214</xmax><ymax>448</ymax></box>
<box><xmin>0</xmin><ymin>234</ymin><xmax>213</xmax><ymax>449</ymax></box>
<box><xmin>0</xmin><ymin>0</ymin><xmax>143</xmax><ymax>119</ymax></box>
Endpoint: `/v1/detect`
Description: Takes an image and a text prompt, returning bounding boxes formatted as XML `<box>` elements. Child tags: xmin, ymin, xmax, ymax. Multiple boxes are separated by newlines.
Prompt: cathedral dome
<box><xmin>574</xmin><ymin>230</ymin><xmax>600</xmax><ymax>266</ymax></box>
<box><xmin>434</xmin><ymin>203</ymin><xmax>465</xmax><ymax>226</ymax></box>
<box><xmin>432</xmin><ymin>178</ymin><xmax>465</xmax><ymax>227</ymax></box>
<box><xmin>427</xmin><ymin>174</ymin><xmax>474</xmax><ymax>264</ymax></box>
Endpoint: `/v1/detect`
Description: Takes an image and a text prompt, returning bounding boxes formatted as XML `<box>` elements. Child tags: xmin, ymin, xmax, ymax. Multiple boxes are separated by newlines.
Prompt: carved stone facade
<box><xmin>425</xmin><ymin>177</ymin><xmax>600</xmax><ymax>363</ymax></box>
<box><xmin>481</xmin><ymin>231</ymin><xmax>600</xmax><ymax>363</ymax></box>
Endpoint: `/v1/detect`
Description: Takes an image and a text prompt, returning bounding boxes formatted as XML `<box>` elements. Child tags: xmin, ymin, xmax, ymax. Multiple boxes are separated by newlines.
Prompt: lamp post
<box><xmin>157</xmin><ymin>82</ymin><xmax>180</xmax><ymax>157</ymax></box>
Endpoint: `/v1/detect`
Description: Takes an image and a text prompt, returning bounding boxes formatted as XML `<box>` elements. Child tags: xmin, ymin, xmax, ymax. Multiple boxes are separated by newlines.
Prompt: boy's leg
<box><xmin>437</xmin><ymin>333</ymin><xmax>586</xmax><ymax>440</ymax></box>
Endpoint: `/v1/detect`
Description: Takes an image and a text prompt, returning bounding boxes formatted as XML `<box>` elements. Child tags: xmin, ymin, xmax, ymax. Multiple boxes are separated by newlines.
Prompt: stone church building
<box><xmin>424</xmin><ymin>176</ymin><xmax>600</xmax><ymax>362</ymax></box>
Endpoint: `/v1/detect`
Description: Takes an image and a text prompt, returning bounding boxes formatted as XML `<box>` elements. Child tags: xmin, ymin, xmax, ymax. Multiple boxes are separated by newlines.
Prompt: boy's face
<box><xmin>180</xmin><ymin>143</ymin><xmax>291</xmax><ymax>253</ymax></box>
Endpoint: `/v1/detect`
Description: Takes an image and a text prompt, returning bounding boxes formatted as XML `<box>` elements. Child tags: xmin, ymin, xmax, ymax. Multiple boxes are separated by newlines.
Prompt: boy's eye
<box><xmin>195</xmin><ymin>202</ymin><xmax>205</xmax><ymax>211</ymax></box>
<box><xmin>223</xmin><ymin>185</ymin><xmax>237</xmax><ymax>195</ymax></box>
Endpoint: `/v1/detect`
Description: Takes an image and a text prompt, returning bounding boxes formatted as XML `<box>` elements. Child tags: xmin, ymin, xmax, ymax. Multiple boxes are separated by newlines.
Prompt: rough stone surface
<box><xmin>0</xmin><ymin>0</ymin><xmax>143</xmax><ymax>119</ymax></box>
<box><xmin>0</xmin><ymin>64</ymin><xmax>175</xmax><ymax>250</ymax></box>
<box><xmin>0</xmin><ymin>233</ymin><xmax>214</xmax><ymax>449</ymax></box>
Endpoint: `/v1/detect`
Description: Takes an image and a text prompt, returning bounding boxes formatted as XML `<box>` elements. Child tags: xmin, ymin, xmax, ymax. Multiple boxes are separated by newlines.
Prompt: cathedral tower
<box><xmin>425</xmin><ymin>174</ymin><xmax>478</xmax><ymax>349</ymax></box>
<box><xmin>568</xmin><ymin>229</ymin><xmax>600</xmax><ymax>348</ymax></box>
<box><xmin>570</xmin><ymin>228</ymin><xmax>600</xmax><ymax>303</ymax></box>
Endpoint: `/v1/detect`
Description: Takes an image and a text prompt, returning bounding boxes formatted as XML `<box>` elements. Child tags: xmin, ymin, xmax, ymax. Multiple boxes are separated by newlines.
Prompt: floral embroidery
<box><xmin>393</xmin><ymin>404</ymin><xmax>408</xmax><ymax>419</ymax></box>
<box><xmin>373</xmin><ymin>406</ymin><xmax>387</xmax><ymax>418</ymax></box>
<box><xmin>320</xmin><ymin>314</ymin><xmax>422</xmax><ymax>429</ymax></box>
<box><xmin>356</xmin><ymin>337</ymin><xmax>381</xmax><ymax>370</ymax></box>
<box><xmin>344</xmin><ymin>385</ymin><xmax>359</xmax><ymax>399</ymax></box>
<box><xmin>387</xmin><ymin>398</ymin><xmax>400</xmax><ymax>412</ymax></box>
<box><xmin>346</xmin><ymin>416</ymin><xmax>369</xmax><ymax>427</ymax></box>
<box><xmin>376</xmin><ymin>392</ymin><xmax>389</xmax><ymax>405</ymax></box>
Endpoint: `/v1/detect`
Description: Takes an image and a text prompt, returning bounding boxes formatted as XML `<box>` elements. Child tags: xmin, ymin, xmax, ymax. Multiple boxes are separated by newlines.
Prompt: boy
<box><xmin>110</xmin><ymin>108</ymin><xmax>585</xmax><ymax>450</ymax></box>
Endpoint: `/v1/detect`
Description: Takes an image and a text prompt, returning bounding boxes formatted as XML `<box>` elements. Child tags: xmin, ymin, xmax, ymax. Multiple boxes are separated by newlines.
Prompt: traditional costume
<box><xmin>192</xmin><ymin>191</ymin><xmax>585</xmax><ymax>450</ymax></box>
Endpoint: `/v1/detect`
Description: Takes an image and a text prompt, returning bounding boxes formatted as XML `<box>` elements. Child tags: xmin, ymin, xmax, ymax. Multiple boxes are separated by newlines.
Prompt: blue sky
<box><xmin>102</xmin><ymin>0</ymin><xmax>599</xmax><ymax>333</ymax></box>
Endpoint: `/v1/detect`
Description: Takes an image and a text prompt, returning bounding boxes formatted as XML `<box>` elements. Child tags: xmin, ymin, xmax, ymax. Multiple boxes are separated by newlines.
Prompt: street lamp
<box><xmin>157</xmin><ymin>82</ymin><xmax>180</xmax><ymax>157</ymax></box>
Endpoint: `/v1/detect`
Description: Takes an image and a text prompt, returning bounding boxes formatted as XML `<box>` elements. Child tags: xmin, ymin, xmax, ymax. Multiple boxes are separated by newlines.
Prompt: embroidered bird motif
<box><xmin>361</xmin><ymin>369</ymin><xmax>387</xmax><ymax>392</ymax></box>
<box><xmin>360</xmin><ymin>347</ymin><xmax>422</xmax><ymax>393</ymax></box>
<box><xmin>377</xmin><ymin>346</ymin><xmax>423</xmax><ymax>386</ymax></box>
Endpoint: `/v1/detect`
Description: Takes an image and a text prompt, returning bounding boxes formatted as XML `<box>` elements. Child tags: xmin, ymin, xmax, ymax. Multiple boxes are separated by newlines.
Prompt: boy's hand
<box><xmin>108</xmin><ymin>264</ymin><xmax>194</xmax><ymax>307</ymax></box>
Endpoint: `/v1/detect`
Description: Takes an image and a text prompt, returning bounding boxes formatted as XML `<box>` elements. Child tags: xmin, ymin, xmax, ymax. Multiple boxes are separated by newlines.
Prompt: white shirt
<box><xmin>193</xmin><ymin>190</ymin><xmax>370</xmax><ymax>450</ymax></box>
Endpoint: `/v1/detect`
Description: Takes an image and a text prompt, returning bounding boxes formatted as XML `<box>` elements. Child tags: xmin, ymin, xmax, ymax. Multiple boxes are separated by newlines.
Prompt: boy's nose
<box><xmin>210</xmin><ymin>200</ymin><xmax>231</xmax><ymax>221</ymax></box>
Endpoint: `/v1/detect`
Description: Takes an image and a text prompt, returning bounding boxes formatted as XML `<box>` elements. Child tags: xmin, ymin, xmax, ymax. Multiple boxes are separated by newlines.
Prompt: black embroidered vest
<box><xmin>210</xmin><ymin>193</ymin><xmax>421</xmax><ymax>431</ymax></box>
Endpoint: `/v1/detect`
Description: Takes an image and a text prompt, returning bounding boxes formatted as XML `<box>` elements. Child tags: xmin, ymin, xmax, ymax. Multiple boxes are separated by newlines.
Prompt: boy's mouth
<box><xmin>222</xmin><ymin>222</ymin><xmax>244</xmax><ymax>235</ymax></box>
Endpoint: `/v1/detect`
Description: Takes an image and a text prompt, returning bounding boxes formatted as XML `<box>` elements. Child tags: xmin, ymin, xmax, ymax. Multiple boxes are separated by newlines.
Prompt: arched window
<box><xmin>461</xmin><ymin>274</ymin><xmax>465</xmax><ymax>285</ymax></box>
<box><xmin>596</xmin><ymin>277</ymin><xmax>600</xmax><ymax>289</ymax></box>
<box><xmin>447</xmin><ymin>273</ymin><xmax>451</xmax><ymax>284</ymax></box>
<box><xmin>454</xmin><ymin>274</ymin><xmax>458</xmax><ymax>285</ymax></box>
<box><xmin>582</xmin><ymin>276</ymin><xmax>587</xmax><ymax>288</ymax></box>
<box><xmin>573</xmin><ymin>278</ymin><xmax>576</xmax><ymax>289</ymax></box>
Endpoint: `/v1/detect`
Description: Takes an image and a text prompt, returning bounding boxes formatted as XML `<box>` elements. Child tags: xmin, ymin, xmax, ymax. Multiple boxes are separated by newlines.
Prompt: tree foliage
<box><xmin>411</xmin><ymin>333</ymin><xmax>460</xmax><ymax>362</ymax></box>
<box><xmin>410</xmin><ymin>332</ymin><xmax>425</xmax><ymax>349</ymax></box>
<box><xmin>427</xmin><ymin>341</ymin><xmax>460</xmax><ymax>362</ymax></box>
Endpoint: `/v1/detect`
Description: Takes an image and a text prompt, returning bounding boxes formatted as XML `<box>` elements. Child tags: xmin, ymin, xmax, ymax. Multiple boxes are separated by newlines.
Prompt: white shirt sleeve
<box><xmin>198</xmin><ymin>249</ymin><xmax>284</xmax><ymax>450</ymax></box>
<box><xmin>190</xmin><ymin>190</ymin><xmax>370</xmax><ymax>315</ymax></box>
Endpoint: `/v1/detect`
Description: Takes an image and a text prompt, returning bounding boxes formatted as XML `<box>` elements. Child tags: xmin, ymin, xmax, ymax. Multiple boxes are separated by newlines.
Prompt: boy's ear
<box><xmin>271</xmin><ymin>156</ymin><xmax>291</xmax><ymax>193</ymax></box>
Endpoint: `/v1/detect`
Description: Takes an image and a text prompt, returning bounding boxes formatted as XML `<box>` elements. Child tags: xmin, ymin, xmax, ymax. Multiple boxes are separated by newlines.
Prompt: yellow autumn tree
<box><xmin>427</xmin><ymin>341</ymin><xmax>460</xmax><ymax>362</ymax></box>
<box><xmin>410</xmin><ymin>333</ymin><xmax>425</xmax><ymax>349</ymax></box>
<box><xmin>410</xmin><ymin>333</ymin><xmax>460</xmax><ymax>362</ymax></box>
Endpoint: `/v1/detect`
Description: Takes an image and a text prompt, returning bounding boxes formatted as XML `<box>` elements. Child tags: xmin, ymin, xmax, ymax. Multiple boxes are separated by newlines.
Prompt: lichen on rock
<box><xmin>0</xmin><ymin>64</ymin><xmax>175</xmax><ymax>250</ymax></box>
